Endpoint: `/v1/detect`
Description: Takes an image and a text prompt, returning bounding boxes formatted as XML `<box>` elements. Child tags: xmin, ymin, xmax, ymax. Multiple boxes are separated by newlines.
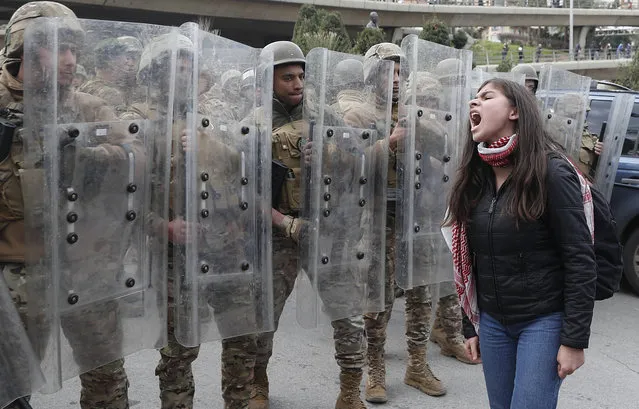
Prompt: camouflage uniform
<box><xmin>0</xmin><ymin>4</ymin><xmax>134</xmax><ymax>409</ymax></box>
<box><xmin>578</xmin><ymin>123</ymin><xmax>599</xmax><ymax>181</ymax></box>
<box><xmin>78</xmin><ymin>37</ymin><xmax>144</xmax><ymax>116</ymax></box>
<box><xmin>348</xmin><ymin>51</ymin><xmax>452</xmax><ymax>403</ymax></box>
<box><xmin>119</xmin><ymin>33</ymin><xmax>201</xmax><ymax>409</ymax></box>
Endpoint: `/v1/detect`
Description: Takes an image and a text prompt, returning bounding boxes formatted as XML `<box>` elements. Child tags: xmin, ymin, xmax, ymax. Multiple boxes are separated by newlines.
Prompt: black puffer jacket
<box><xmin>463</xmin><ymin>155</ymin><xmax>596</xmax><ymax>349</ymax></box>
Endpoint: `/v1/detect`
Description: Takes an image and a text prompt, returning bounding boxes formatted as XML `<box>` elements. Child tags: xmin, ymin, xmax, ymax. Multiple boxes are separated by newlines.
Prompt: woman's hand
<box><xmin>557</xmin><ymin>345</ymin><xmax>585</xmax><ymax>379</ymax></box>
<box><xmin>464</xmin><ymin>336</ymin><xmax>482</xmax><ymax>364</ymax></box>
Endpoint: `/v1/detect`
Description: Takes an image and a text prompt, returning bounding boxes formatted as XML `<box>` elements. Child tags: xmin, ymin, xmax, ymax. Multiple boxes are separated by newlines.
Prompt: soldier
<box><xmin>78</xmin><ymin>35</ymin><xmax>143</xmax><ymax>114</ymax></box>
<box><xmin>1</xmin><ymin>2</ymin><xmax>135</xmax><ymax>408</ymax></box>
<box><xmin>511</xmin><ymin>64</ymin><xmax>538</xmax><ymax>94</ymax></box>
<box><xmin>239</xmin><ymin>40</ymin><xmax>306</xmax><ymax>409</ymax></box>
<box><xmin>298</xmin><ymin>48</ymin><xmax>395</xmax><ymax>409</ymax></box>
<box><xmin>120</xmin><ymin>33</ymin><xmax>201</xmax><ymax>409</ymax></box>
<box><xmin>329</xmin><ymin>58</ymin><xmax>366</xmax><ymax>117</ymax></box>
<box><xmin>577</xmin><ymin>103</ymin><xmax>604</xmax><ymax>181</ymax></box>
<box><xmin>346</xmin><ymin>43</ymin><xmax>446</xmax><ymax>405</ymax></box>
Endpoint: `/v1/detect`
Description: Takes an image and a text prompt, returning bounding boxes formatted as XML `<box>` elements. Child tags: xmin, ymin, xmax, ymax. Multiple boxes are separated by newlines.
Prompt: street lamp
<box><xmin>569</xmin><ymin>0</ymin><xmax>574</xmax><ymax>60</ymax></box>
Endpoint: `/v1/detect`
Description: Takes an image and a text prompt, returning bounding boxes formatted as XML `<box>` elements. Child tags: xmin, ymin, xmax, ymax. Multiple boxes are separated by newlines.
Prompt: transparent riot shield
<box><xmin>594</xmin><ymin>93</ymin><xmax>634</xmax><ymax>201</ymax></box>
<box><xmin>172</xmin><ymin>24</ymin><xmax>274</xmax><ymax>346</ymax></box>
<box><xmin>0</xmin><ymin>276</ymin><xmax>44</xmax><ymax>408</ymax></box>
<box><xmin>395</xmin><ymin>35</ymin><xmax>472</xmax><ymax>290</ymax></box>
<box><xmin>470</xmin><ymin>68</ymin><xmax>525</xmax><ymax>99</ymax></box>
<box><xmin>296</xmin><ymin>48</ymin><xmax>392</xmax><ymax>328</ymax></box>
<box><xmin>538</xmin><ymin>66</ymin><xmax>591</xmax><ymax>160</ymax></box>
<box><xmin>22</xmin><ymin>18</ymin><xmax>173</xmax><ymax>392</ymax></box>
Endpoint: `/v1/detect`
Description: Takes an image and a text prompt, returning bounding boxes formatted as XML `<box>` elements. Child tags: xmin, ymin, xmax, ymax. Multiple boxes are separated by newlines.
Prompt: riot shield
<box><xmin>172</xmin><ymin>24</ymin><xmax>274</xmax><ymax>346</ymax></box>
<box><xmin>296</xmin><ymin>48</ymin><xmax>392</xmax><ymax>328</ymax></box>
<box><xmin>470</xmin><ymin>68</ymin><xmax>525</xmax><ymax>99</ymax></box>
<box><xmin>0</xmin><ymin>276</ymin><xmax>44</xmax><ymax>408</ymax></box>
<box><xmin>594</xmin><ymin>93</ymin><xmax>634</xmax><ymax>201</ymax></box>
<box><xmin>538</xmin><ymin>66</ymin><xmax>591</xmax><ymax>160</ymax></box>
<box><xmin>22</xmin><ymin>18</ymin><xmax>173</xmax><ymax>392</ymax></box>
<box><xmin>395</xmin><ymin>35</ymin><xmax>472</xmax><ymax>290</ymax></box>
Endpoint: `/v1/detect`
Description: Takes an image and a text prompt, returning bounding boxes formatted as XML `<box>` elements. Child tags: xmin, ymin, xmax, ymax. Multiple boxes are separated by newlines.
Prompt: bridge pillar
<box><xmin>576</xmin><ymin>26</ymin><xmax>591</xmax><ymax>48</ymax></box>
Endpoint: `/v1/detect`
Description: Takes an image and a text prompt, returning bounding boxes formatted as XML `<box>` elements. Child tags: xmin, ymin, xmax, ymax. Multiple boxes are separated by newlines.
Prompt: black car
<box><xmin>586</xmin><ymin>88</ymin><xmax>639</xmax><ymax>295</ymax></box>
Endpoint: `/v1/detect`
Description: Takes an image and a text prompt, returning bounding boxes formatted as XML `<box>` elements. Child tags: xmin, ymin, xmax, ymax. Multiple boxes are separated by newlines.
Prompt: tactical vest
<box><xmin>0</xmin><ymin>78</ymin><xmax>26</xmax><ymax>264</ymax></box>
<box><xmin>272</xmin><ymin>119</ymin><xmax>304</xmax><ymax>215</ymax></box>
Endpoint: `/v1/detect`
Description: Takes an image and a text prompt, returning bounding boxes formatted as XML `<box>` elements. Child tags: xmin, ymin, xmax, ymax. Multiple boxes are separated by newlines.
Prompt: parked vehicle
<box><xmin>587</xmin><ymin>89</ymin><xmax>639</xmax><ymax>295</ymax></box>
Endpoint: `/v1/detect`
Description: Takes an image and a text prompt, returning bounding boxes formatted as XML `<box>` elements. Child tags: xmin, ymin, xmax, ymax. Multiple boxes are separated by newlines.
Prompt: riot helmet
<box><xmin>434</xmin><ymin>58</ymin><xmax>466</xmax><ymax>87</ymax></box>
<box><xmin>405</xmin><ymin>71</ymin><xmax>442</xmax><ymax>109</ymax></box>
<box><xmin>261</xmin><ymin>41</ymin><xmax>305</xmax><ymax>68</ymax></box>
<box><xmin>511</xmin><ymin>64</ymin><xmax>538</xmax><ymax>94</ymax></box>
<box><xmin>364</xmin><ymin>42</ymin><xmax>404</xmax><ymax>102</ymax></box>
<box><xmin>332</xmin><ymin>58</ymin><xmax>364</xmax><ymax>89</ymax></box>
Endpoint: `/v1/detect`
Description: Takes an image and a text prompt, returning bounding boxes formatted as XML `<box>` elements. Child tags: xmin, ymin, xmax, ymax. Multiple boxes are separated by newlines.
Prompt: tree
<box><xmin>419</xmin><ymin>16</ymin><xmax>450</xmax><ymax>46</ymax></box>
<box><xmin>292</xmin><ymin>5</ymin><xmax>352</xmax><ymax>54</ymax></box>
<box><xmin>352</xmin><ymin>28</ymin><xmax>387</xmax><ymax>55</ymax></box>
<box><xmin>618</xmin><ymin>51</ymin><xmax>639</xmax><ymax>90</ymax></box>
<box><xmin>452</xmin><ymin>30</ymin><xmax>469</xmax><ymax>49</ymax></box>
<box><xmin>496</xmin><ymin>59</ymin><xmax>513</xmax><ymax>72</ymax></box>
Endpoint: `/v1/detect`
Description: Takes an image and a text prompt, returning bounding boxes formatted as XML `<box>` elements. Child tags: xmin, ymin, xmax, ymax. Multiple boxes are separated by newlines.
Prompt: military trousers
<box><xmin>156</xmin><ymin>268</ymin><xmax>200</xmax><ymax>409</ymax></box>
<box><xmin>2</xmin><ymin>262</ymin><xmax>130</xmax><ymax>409</ymax></box>
<box><xmin>364</xmin><ymin>212</ymin><xmax>434</xmax><ymax>354</ymax></box>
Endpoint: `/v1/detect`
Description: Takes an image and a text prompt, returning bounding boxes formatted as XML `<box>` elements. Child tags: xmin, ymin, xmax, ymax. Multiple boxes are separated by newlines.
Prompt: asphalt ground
<box><xmin>31</xmin><ymin>286</ymin><xmax>639</xmax><ymax>409</ymax></box>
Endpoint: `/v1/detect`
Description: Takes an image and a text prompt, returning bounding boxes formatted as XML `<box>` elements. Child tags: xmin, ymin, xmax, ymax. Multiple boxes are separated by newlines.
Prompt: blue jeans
<box><xmin>479</xmin><ymin>311</ymin><xmax>563</xmax><ymax>409</ymax></box>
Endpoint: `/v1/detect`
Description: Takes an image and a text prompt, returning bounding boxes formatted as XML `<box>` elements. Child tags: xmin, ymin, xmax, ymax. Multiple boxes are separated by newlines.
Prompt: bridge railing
<box><xmin>369</xmin><ymin>0</ymin><xmax>626</xmax><ymax>9</ymax></box>
<box><xmin>473</xmin><ymin>48</ymin><xmax>635</xmax><ymax>65</ymax></box>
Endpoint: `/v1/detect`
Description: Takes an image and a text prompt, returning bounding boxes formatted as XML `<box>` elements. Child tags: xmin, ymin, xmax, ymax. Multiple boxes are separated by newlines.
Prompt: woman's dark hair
<box><xmin>445</xmin><ymin>78</ymin><xmax>555</xmax><ymax>225</ymax></box>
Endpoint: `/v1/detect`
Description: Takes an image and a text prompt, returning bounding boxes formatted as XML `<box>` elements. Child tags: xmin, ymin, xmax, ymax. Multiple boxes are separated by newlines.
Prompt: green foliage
<box><xmin>292</xmin><ymin>5</ymin><xmax>352</xmax><ymax>54</ymax></box>
<box><xmin>496</xmin><ymin>59</ymin><xmax>513</xmax><ymax>72</ymax></box>
<box><xmin>618</xmin><ymin>51</ymin><xmax>639</xmax><ymax>91</ymax></box>
<box><xmin>352</xmin><ymin>28</ymin><xmax>387</xmax><ymax>55</ymax></box>
<box><xmin>452</xmin><ymin>30</ymin><xmax>468</xmax><ymax>49</ymax></box>
<box><xmin>419</xmin><ymin>16</ymin><xmax>450</xmax><ymax>46</ymax></box>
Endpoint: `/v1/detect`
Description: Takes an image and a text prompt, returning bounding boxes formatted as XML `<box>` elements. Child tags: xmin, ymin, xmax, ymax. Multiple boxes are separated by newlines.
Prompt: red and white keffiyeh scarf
<box><xmin>477</xmin><ymin>134</ymin><xmax>518</xmax><ymax>168</ymax></box>
<box><xmin>450</xmin><ymin>153</ymin><xmax>594</xmax><ymax>334</ymax></box>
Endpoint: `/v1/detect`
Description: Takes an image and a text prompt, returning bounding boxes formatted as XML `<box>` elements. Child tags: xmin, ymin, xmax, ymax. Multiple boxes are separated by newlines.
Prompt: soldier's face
<box><xmin>114</xmin><ymin>51</ymin><xmax>139</xmax><ymax>80</ymax></box>
<box><xmin>525</xmin><ymin>79</ymin><xmax>537</xmax><ymax>94</ymax></box>
<box><xmin>469</xmin><ymin>83</ymin><xmax>518</xmax><ymax>144</ymax></box>
<box><xmin>38</xmin><ymin>43</ymin><xmax>77</xmax><ymax>87</ymax></box>
<box><xmin>273</xmin><ymin>64</ymin><xmax>304</xmax><ymax>107</ymax></box>
<box><xmin>392</xmin><ymin>62</ymin><xmax>400</xmax><ymax>102</ymax></box>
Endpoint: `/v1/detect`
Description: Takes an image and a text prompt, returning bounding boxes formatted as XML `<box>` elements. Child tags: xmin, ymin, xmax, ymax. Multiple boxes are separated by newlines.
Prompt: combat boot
<box><xmin>249</xmin><ymin>366</ymin><xmax>269</xmax><ymax>409</ymax></box>
<box><xmin>335</xmin><ymin>369</ymin><xmax>367</xmax><ymax>409</ymax></box>
<box><xmin>364</xmin><ymin>346</ymin><xmax>387</xmax><ymax>403</ymax></box>
<box><xmin>404</xmin><ymin>346</ymin><xmax>446</xmax><ymax>397</ymax></box>
<box><xmin>431</xmin><ymin>319</ymin><xmax>478</xmax><ymax>365</ymax></box>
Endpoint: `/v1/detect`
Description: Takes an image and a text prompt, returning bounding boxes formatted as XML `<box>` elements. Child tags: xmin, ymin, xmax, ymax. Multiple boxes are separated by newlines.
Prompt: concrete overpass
<box><xmin>3</xmin><ymin>0</ymin><xmax>639</xmax><ymax>47</ymax></box>
<box><xmin>477</xmin><ymin>58</ymin><xmax>632</xmax><ymax>81</ymax></box>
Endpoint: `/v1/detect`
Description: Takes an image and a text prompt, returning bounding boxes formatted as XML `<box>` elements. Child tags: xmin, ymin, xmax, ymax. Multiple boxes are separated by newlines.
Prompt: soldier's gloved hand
<box><xmin>181</xmin><ymin>129</ymin><xmax>192</xmax><ymax>153</ymax></box>
<box><xmin>594</xmin><ymin>140</ymin><xmax>603</xmax><ymax>156</ymax></box>
<box><xmin>389</xmin><ymin>122</ymin><xmax>406</xmax><ymax>152</ymax></box>
<box><xmin>303</xmin><ymin>141</ymin><xmax>313</xmax><ymax>164</ymax></box>
<box><xmin>272</xmin><ymin>208</ymin><xmax>302</xmax><ymax>243</ymax></box>
<box><xmin>168</xmin><ymin>217</ymin><xmax>189</xmax><ymax>244</ymax></box>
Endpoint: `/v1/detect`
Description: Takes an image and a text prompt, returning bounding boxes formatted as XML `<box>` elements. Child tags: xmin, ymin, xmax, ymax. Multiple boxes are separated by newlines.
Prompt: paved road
<box><xmin>32</xmin><ymin>286</ymin><xmax>639</xmax><ymax>409</ymax></box>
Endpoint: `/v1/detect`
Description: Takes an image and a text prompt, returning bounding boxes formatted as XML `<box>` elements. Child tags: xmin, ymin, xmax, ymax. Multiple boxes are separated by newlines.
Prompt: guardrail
<box><xmin>369</xmin><ymin>0</ymin><xmax>629</xmax><ymax>9</ymax></box>
<box><xmin>472</xmin><ymin>47</ymin><xmax>636</xmax><ymax>65</ymax></box>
